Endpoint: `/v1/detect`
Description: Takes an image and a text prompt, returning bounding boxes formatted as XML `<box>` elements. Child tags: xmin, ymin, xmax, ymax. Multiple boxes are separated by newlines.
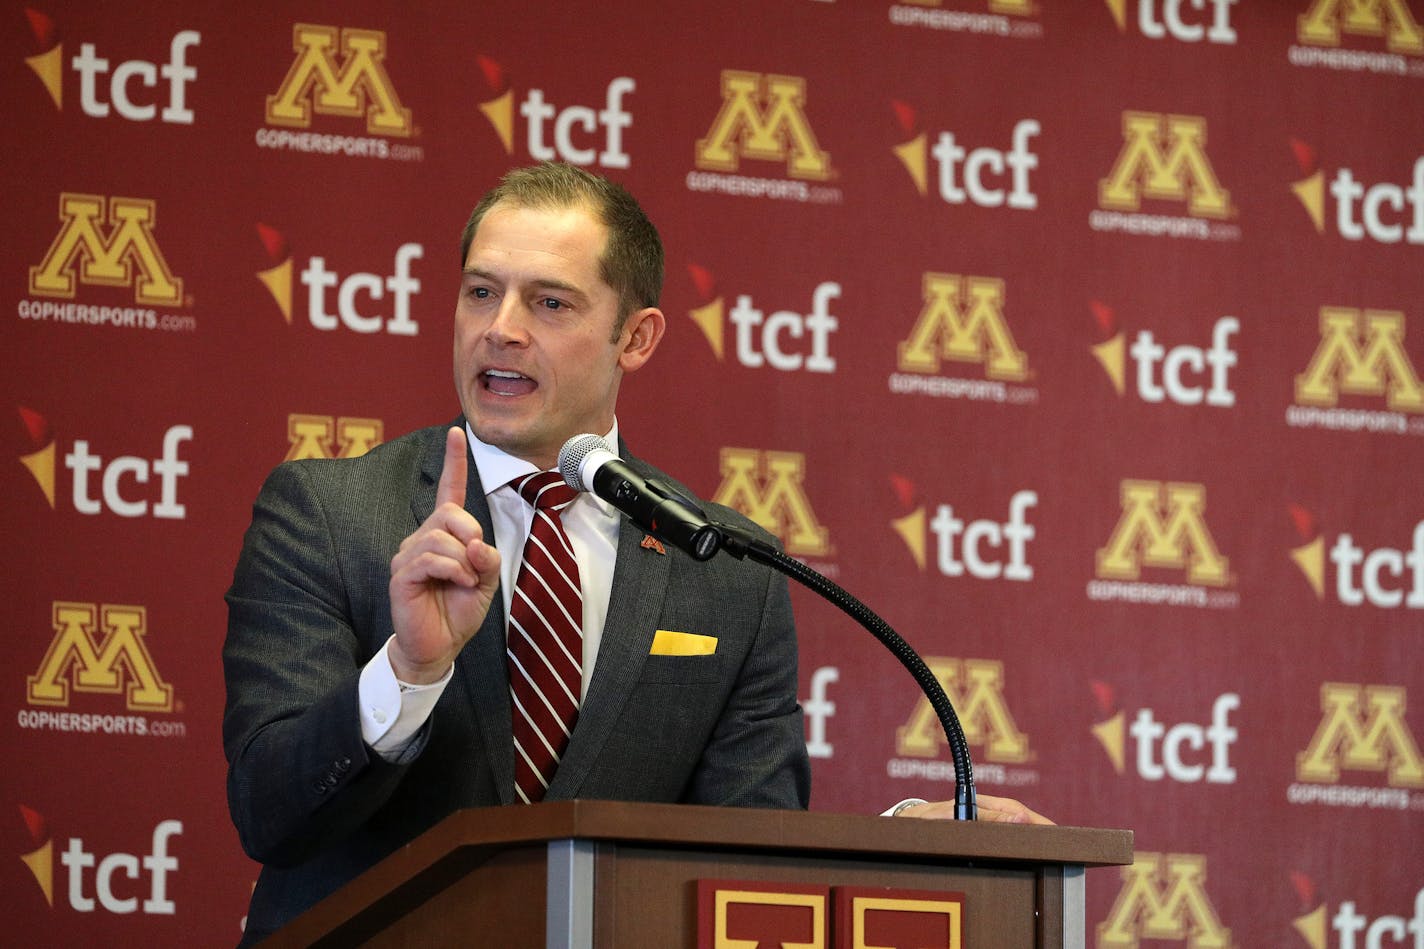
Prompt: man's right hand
<box><xmin>387</xmin><ymin>426</ymin><xmax>501</xmax><ymax>684</ymax></box>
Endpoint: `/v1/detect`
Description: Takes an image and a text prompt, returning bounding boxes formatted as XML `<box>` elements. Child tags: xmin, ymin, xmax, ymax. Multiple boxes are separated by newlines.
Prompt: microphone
<box><xmin>558</xmin><ymin>434</ymin><xmax>724</xmax><ymax>561</ymax></box>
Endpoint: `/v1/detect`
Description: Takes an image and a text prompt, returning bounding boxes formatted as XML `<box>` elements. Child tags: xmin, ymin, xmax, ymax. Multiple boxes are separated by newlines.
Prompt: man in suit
<box><xmin>223</xmin><ymin>162</ymin><xmax>810</xmax><ymax>942</ymax></box>
<box><xmin>224</xmin><ymin>162</ymin><xmax>1047</xmax><ymax>943</ymax></box>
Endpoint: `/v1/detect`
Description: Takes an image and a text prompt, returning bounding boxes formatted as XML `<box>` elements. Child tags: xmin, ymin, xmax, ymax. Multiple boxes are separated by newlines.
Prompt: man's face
<box><xmin>454</xmin><ymin>201</ymin><xmax>660</xmax><ymax>469</ymax></box>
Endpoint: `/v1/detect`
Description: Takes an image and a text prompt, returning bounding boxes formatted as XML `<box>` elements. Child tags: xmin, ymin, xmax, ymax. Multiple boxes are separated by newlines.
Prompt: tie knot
<box><xmin>517</xmin><ymin>471</ymin><xmax>578</xmax><ymax>512</ymax></box>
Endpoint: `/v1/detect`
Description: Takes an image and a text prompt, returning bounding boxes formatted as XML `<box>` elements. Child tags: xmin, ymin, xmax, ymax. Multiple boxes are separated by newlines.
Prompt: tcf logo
<box><xmin>1091</xmin><ymin>683</ymin><xmax>1240</xmax><ymax>784</ymax></box>
<box><xmin>1090</xmin><ymin>305</ymin><xmax>1239</xmax><ymax>407</ymax></box>
<box><xmin>471</xmin><ymin>55</ymin><xmax>634</xmax><ymax>169</ymax></box>
<box><xmin>888</xmin><ymin>479</ymin><xmax>1037</xmax><ymax>582</ymax></box>
<box><xmin>16</xmin><ymin>409</ymin><xmax>193</xmax><ymax>520</ymax></box>
<box><xmin>1291</xmin><ymin>139</ymin><xmax>1424</xmax><ymax>246</ymax></box>
<box><xmin>1103</xmin><ymin>0</ymin><xmax>1239</xmax><ymax>44</ymax></box>
<box><xmin>254</xmin><ymin>224</ymin><xmax>422</xmax><ymax>336</ymax></box>
<box><xmin>685</xmin><ymin>266</ymin><xmax>839</xmax><ymax>373</ymax></box>
<box><xmin>19</xmin><ymin>806</ymin><xmax>182</xmax><ymax>915</ymax></box>
<box><xmin>22</xmin><ymin>12</ymin><xmax>199</xmax><ymax>122</ymax></box>
<box><xmin>1289</xmin><ymin>504</ymin><xmax>1424</xmax><ymax>609</ymax></box>
<box><xmin>890</xmin><ymin>102</ymin><xmax>1040</xmax><ymax>210</ymax></box>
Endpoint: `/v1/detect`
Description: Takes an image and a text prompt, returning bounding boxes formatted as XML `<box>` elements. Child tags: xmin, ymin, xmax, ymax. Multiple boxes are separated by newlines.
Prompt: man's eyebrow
<box><xmin>461</xmin><ymin>267</ymin><xmax>590</xmax><ymax>301</ymax></box>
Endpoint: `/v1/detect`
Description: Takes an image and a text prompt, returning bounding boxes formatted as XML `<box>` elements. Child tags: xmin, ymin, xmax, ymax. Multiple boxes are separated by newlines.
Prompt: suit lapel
<box><xmin>412</xmin><ymin>421</ymin><xmax>517</xmax><ymax>805</ymax></box>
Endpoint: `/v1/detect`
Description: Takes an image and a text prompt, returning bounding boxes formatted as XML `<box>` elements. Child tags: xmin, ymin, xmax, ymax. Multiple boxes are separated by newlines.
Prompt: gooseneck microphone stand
<box><xmin>712</xmin><ymin>521</ymin><xmax>978</xmax><ymax>821</ymax></box>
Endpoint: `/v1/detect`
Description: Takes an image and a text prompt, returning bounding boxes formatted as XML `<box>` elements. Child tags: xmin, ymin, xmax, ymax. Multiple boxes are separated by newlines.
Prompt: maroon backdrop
<box><xmin>5</xmin><ymin>1</ymin><xmax>1422</xmax><ymax>945</ymax></box>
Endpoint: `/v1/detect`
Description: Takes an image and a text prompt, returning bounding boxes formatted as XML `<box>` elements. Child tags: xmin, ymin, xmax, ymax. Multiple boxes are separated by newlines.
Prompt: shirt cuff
<box><xmin>358</xmin><ymin>636</ymin><xmax>454</xmax><ymax>760</ymax></box>
<box><xmin>881</xmin><ymin>798</ymin><xmax>928</xmax><ymax>817</ymax></box>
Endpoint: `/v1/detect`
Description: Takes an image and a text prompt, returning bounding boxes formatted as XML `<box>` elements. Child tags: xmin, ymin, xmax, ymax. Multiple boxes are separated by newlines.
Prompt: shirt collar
<box><xmin>465</xmin><ymin>421</ymin><xmax>620</xmax><ymax>511</ymax></box>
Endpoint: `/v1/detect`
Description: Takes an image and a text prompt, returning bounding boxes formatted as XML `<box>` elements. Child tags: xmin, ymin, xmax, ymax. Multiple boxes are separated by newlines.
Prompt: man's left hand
<box><xmin>895</xmin><ymin>794</ymin><xmax>1054</xmax><ymax>825</ymax></box>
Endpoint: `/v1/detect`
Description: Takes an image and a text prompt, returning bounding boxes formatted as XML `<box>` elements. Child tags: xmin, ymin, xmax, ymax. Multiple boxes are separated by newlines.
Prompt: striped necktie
<box><xmin>506</xmin><ymin>471</ymin><xmax>583</xmax><ymax>803</ymax></box>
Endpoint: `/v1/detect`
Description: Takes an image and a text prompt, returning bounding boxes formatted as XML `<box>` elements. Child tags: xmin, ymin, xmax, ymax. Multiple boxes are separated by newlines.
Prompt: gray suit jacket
<box><xmin>222</xmin><ymin>421</ymin><xmax>809</xmax><ymax>942</ymax></box>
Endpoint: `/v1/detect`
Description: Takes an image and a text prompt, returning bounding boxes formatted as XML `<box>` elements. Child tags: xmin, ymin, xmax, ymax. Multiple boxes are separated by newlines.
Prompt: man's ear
<box><xmin>619</xmin><ymin>307</ymin><xmax>665</xmax><ymax>372</ymax></box>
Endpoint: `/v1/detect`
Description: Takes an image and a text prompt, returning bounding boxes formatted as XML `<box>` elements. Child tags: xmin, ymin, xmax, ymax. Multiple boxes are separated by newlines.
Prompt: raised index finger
<box><xmin>436</xmin><ymin>426</ymin><xmax>468</xmax><ymax>510</ymax></box>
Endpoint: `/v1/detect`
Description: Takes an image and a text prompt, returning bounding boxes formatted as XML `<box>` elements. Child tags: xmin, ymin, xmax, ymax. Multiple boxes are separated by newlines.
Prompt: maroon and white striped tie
<box><xmin>506</xmin><ymin>471</ymin><xmax>583</xmax><ymax>803</ymax></box>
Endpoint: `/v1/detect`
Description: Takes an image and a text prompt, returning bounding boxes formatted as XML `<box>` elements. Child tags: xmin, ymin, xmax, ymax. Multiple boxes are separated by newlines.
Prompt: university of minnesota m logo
<box><xmin>897</xmin><ymin>274</ymin><xmax>1028</xmax><ymax>380</ymax></box>
<box><xmin>1298</xmin><ymin>0</ymin><xmax>1424</xmax><ymax>55</ymax></box>
<box><xmin>27</xmin><ymin>602</ymin><xmax>174</xmax><ymax>713</ymax></box>
<box><xmin>896</xmin><ymin>658</ymin><xmax>1031</xmax><ymax>763</ymax></box>
<box><xmin>29</xmin><ymin>194</ymin><xmax>183</xmax><ymax>306</ymax></box>
<box><xmin>266</xmin><ymin>24</ymin><xmax>412</xmax><ymax>136</ymax></box>
<box><xmin>695</xmin><ymin>71</ymin><xmax>832</xmax><ymax>180</ymax></box>
<box><xmin>711</xmin><ymin>448</ymin><xmax>831</xmax><ymax>557</ymax></box>
<box><xmin>1099</xmin><ymin>112</ymin><xmax>1233</xmax><ymax>219</ymax></box>
<box><xmin>286</xmin><ymin>415</ymin><xmax>384</xmax><ymax>461</ymax></box>
<box><xmin>1098</xmin><ymin>852</ymin><xmax>1234</xmax><ymax>949</ymax></box>
<box><xmin>1097</xmin><ymin>481</ymin><xmax>1231</xmax><ymax>587</ymax></box>
<box><xmin>1296</xmin><ymin>683</ymin><xmax>1424</xmax><ymax>787</ymax></box>
<box><xmin>1295</xmin><ymin>308</ymin><xmax>1424</xmax><ymax>413</ymax></box>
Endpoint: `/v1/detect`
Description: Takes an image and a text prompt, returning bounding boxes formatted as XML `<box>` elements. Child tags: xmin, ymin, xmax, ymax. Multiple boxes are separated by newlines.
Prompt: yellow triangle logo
<box><xmin>1091</xmin><ymin>332</ymin><xmax>1127</xmax><ymax>397</ymax></box>
<box><xmin>688</xmin><ymin>297</ymin><xmax>725</xmax><ymax>361</ymax></box>
<box><xmin>257</xmin><ymin>258</ymin><xmax>293</xmax><ymax>324</ymax></box>
<box><xmin>20</xmin><ymin>442</ymin><xmax>56</xmax><ymax>508</ymax></box>
<box><xmin>1292</xmin><ymin>171</ymin><xmax>1326</xmax><ymax>234</ymax></box>
<box><xmin>893</xmin><ymin>133</ymin><xmax>929</xmax><ymax>198</ymax></box>
<box><xmin>25</xmin><ymin>45</ymin><xmax>63</xmax><ymax>110</ymax></box>
<box><xmin>1293</xmin><ymin>904</ymin><xmax>1327</xmax><ymax>949</ymax></box>
<box><xmin>478</xmin><ymin>89</ymin><xmax>514</xmax><ymax>154</ymax></box>
<box><xmin>1104</xmin><ymin>0</ymin><xmax>1128</xmax><ymax>31</ymax></box>
<box><xmin>20</xmin><ymin>839</ymin><xmax>54</xmax><ymax>907</ymax></box>
<box><xmin>1290</xmin><ymin>536</ymin><xmax>1325</xmax><ymax>600</ymax></box>
<box><xmin>1092</xmin><ymin>711</ymin><xmax>1127</xmax><ymax>774</ymax></box>
<box><xmin>891</xmin><ymin>506</ymin><xmax>927</xmax><ymax>572</ymax></box>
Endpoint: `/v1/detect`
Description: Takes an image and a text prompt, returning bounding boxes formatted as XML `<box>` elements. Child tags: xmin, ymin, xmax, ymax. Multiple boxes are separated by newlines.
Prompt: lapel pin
<box><xmin>640</xmin><ymin>535</ymin><xmax>666</xmax><ymax>555</ymax></box>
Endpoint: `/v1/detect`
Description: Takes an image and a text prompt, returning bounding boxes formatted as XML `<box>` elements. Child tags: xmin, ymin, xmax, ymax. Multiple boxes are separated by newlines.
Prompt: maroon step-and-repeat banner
<box><xmin>5</xmin><ymin>0</ymin><xmax>1422</xmax><ymax>945</ymax></box>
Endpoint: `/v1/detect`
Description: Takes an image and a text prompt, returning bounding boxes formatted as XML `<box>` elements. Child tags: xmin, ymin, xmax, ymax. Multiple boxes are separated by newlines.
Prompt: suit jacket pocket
<box><xmin>638</xmin><ymin>653</ymin><xmax>723</xmax><ymax>684</ymax></box>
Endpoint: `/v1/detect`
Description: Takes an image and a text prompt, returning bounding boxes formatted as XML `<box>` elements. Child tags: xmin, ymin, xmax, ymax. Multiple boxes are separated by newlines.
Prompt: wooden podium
<box><xmin>265</xmin><ymin>800</ymin><xmax>1131</xmax><ymax>948</ymax></box>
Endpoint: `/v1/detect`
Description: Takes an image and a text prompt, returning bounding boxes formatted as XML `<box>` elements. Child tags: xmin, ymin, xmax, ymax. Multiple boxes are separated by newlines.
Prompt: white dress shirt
<box><xmin>358</xmin><ymin>423</ymin><xmax>622</xmax><ymax>757</ymax></box>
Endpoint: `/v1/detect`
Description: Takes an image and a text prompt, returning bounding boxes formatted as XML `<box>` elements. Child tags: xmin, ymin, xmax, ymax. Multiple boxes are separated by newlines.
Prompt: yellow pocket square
<box><xmin>649</xmin><ymin>630</ymin><xmax>717</xmax><ymax>656</ymax></box>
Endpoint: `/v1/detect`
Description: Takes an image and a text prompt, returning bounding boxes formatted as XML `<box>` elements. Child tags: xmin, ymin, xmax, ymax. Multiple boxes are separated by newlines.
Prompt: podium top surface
<box><xmin>432</xmin><ymin>799</ymin><xmax>1133</xmax><ymax>867</ymax></box>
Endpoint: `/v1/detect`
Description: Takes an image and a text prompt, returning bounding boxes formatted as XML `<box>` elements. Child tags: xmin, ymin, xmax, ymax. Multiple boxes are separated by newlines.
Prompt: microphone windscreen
<box><xmin>557</xmin><ymin>433</ymin><xmax>608</xmax><ymax>492</ymax></box>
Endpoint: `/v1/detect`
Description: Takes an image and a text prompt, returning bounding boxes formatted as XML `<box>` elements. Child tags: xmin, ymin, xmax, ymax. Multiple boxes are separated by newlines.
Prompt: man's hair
<box><xmin>459</xmin><ymin>163</ymin><xmax>664</xmax><ymax>332</ymax></box>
